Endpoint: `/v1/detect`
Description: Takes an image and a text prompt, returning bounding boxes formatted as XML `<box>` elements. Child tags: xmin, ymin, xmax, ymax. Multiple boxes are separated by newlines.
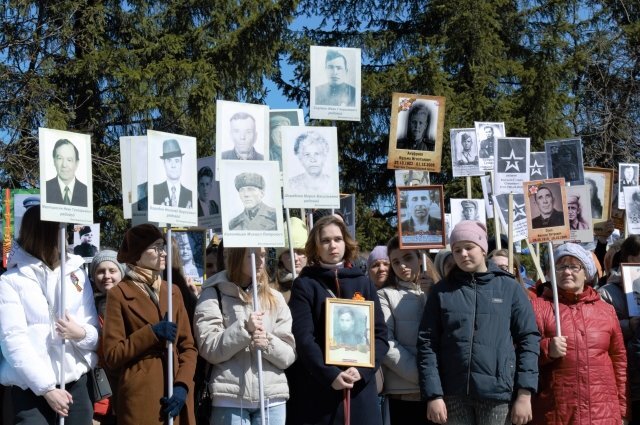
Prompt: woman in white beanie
<box><xmin>531</xmin><ymin>242</ymin><xmax>627</xmax><ymax>424</ymax></box>
<box><xmin>417</xmin><ymin>220</ymin><xmax>540</xmax><ymax>425</ymax></box>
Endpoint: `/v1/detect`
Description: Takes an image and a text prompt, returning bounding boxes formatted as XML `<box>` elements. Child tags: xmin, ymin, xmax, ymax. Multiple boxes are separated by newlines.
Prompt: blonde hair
<box><xmin>225</xmin><ymin>247</ymin><xmax>277</xmax><ymax>312</ymax></box>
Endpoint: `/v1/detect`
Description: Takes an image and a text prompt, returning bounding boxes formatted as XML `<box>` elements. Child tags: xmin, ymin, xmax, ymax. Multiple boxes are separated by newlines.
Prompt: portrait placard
<box><xmin>219</xmin><ymin>160</ymin><xmax>284</xmax><ymax>248</ymax></box>
<box><xmin>281</xmin><ymin>126</ymin><xmax>340</xmax><ymax>209</ymax></box>
<box><xmin>444</xmin><ymin>213</ymin><xmax>452</xmax><ymax>240</ymax></box>
<box><xmin>147</xmin><ymin>130</ymin><xmax>197</xmax><ymax>227</ymax></box>
<box><xmin>475</xmin><ymin>121</ymin><xmax>506</xmax><ymax>171</ymax></box>
<box><xmin>523</xmin><ymin>178</ymin><xmax>569</xmax><ymax>243</ymax></box>
<box><xmin>39</xmin><ymin>128</ymin><xmax>94</xmax><ymax>225</ymax></box>
<box><xmin>3</xmin><ymin>190</ymin><xmax>39</xmax><ymax>268</ymax></box>
<box><xmin>309</xmin><ymin>46</ymin><xmax>361</xmax><ymax>122</ymax></box>
<box><xmin>169</xmin><ymin>228</ymin><xmax>206</xmax><ymax>286</ymax></box>
<box><xmin>529</xmin><ymin>152</ymin><xmax>547</xmax><ymax>181</ymax></box>
<box><xmin>215</xmin><ymin>100</ymin><xmax>270</xmax><ymax>180</ymax></box>
<box><xmin>494</xmin><ymin>137</ymin><xmax>530</xmax><ymax>195</ymax></box>
<box><xmin>394</xmin><ymin>170</ymin><xmax>430</xmax><ymax>187</ymax></box>
<box><xmin>387</xmin><ymin>93</ymin><xmax>445</xmax><ymax>172</ymax></box>
<box><xmin>129</xmin><ymin>136</ymin><xmax>152</xmax><ymax>226</ymax></box>
<box><xmin>623</xmin><ymin>187</ymin><xmax>640</xmax><ymax>235</ymax></box>
<box><xmin>611</xmin><ymin>183</ymin><xmax>626</xmax><ymax>231</ymax></box>
<box><xmin>584</xmin><ymin>167</ymin><xmax>612</xmax><ymax>223</ymax></box>
<box><xmin>196</xmin><ymin>156</ymin><xmax>222</xmax><ymax>232</ymax></box>
<box><xmin>71</xmin><ymin>223</ymin><xmax>100</xmax><ymax>260</ymax></box>
<box><xmin>450</xmin><ymin>128</ymin><xmax>483</xmax><ymax>177</ymax></box>
<box><xmin>120</xmin><ymin>136</ymin><xmax>133</xmax><ymax>219</ymax></box>
<box><xmin>545</xmin><ymin>138</ymin><xmax>584</xmax><ymax>185</ymax></box>
<box><xmin>480</xmin><ymin>174</ymin><xmax>494</xmax><ymax>219</ymax></box>
<box><xmin>622</xmin><ymin>264</ymin><xmax>640</xmax><ymax>317</ymax></box>
<box><xmin>618</xmin><ymin>163</ymin><xmax>639</xmax><ymax>209</ymax></box>
<box><xmin>340</xmin><ymin>194</ymin><xmax>356</xmax><ymax>238</ymax></box>
<box><xmin>396</xmin><ymin>185</ymin><xmax>445</xmax><ymax>249</ymax></box>
<box><xmin>269</xmin><ymin>109</ymin><xmax>304</xmax><ymax>171</ymax></box>
<box><xmin>565</xmin><ymin>185</ymin><xmax>593</xmax><ymax>243</ymax></box>
<box><xmin>492</xmin><ymin>193</ymin><xmax>528</xmax><ymax>242</ymax></box>
<box><xmin>450</xmin><ymin>199</ymin><xmax>486</xmax><ymax>230</ymax></box>
<box><xmin>325</xmin><ymin>298</ymin><xmax>374</xmax><ymax>368</ymax></box>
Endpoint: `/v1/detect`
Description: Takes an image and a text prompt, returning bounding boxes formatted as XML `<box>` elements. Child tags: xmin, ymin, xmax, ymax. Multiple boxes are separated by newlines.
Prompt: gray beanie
<box><xmin>553</xmin><ymin>243</ymin><xmax>596</xmax><ymax>283</ymax></box>
<box><xmin>433</xmin><ymin>249</ymin><xmax>452</xmax><ymax>279</ymax></box>
<box><xmin>90</xmin><ymin>250</ymin><xmax>126</xmax><ymax>280</ymax></box>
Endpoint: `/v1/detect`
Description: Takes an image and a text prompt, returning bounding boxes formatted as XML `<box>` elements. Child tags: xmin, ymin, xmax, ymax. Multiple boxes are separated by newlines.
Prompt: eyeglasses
<box><xmin>556</xmin><ymin>264</ymin><xmax>583</xmax><ymax>273</ymax></box>
<box><xmin>148</xmin><ymin>244</ymin><xmax>166</xmax><ymax>254</ymax></box>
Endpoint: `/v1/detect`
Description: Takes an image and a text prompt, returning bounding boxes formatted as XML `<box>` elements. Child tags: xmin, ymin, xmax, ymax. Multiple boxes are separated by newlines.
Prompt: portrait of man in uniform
<box><xmin>45</xmin><ymin>138</ymin><xmax>88</xmax><ymax>207</ymax></box>
<box><xmin>478</xmin><ymin>125</ymin><xmax>496</xmax><ymax>159</ymax></box>
<box><xmin>153</xmin><ymin>139</ymin><xmax>193</xmax><ymax>208</ymax></box>
<box><xmin>73</xmin><ymin>226</ymin><xmax>98</xmax><ymax>257</ymax></box>
<box><xmin>314</xmin><ymin>49</ymin><xmax>356</xmax><ymax>107</ymax></box>
<box><xmin>229</xmin><ymin>172</ymin><xmax>277</xmax><ymax>231</ymax></box>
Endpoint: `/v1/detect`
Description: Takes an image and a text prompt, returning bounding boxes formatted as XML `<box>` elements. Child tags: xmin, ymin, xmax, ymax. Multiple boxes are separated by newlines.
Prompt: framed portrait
<box><xmin>618</xmin><ymin>163</ymin><xmax>639</xmax><ymax>209</ymax></box>
<box><xmin>309</xmin><ymin>46</ymin><xmax>361</xmax><ymax>122</ymax></box>
<box><xmin>494</xmin><ymin>137</ymin><xmax>530</xmax><ymax>195</ymax></box>
<box><xmin>387</xmin><ymin>93</ymin><xmax>446</xmax><ymax>173</ymax></box>
<box><xmin>396</xmin><ymin>185</ymin><xmax>445</xmax><ymax>249</ymax></box>
<box><xmin>584</xmin><ymin>167</ymin><xmax>613</xmax><ymax>223</ymax></box>
<box><xmin>147</xmin><ymin>130</ymin><xmax>198</xmax><ymax>227</ymax></box>
<box><xmin>610</xmin><ymin>182</ymin><xmax>626</xmax><ymax>231</ymax></box>
<box><xmin>269</xmin><ymin>109</ymin><xmax>304</xmax><ymax>171</ymax></box>
<box><xmin>529</xmin><ymin>152</ymin><xmax>547</xmax><ymax>181</ymax></box>
<box><xmin>394</xmin><ymin>170</ymin><xmax>430</xmax><ymax>187</ymax></box>
<box><xmin>492</xmin><ymin>193</ymin><xmax>528</xmax><ymax>242</ymax></box>
<box><xmin>623</xmin><ymin>186</ymin><xmax>640</xmax><ymax>235</ymax></box>
<box><xmin>39</xmin><ymin>127</ymin><xmax>94</xmax><ymax>225</ymax></box>
<box><xmin>450</xmin><ymin>128</ymin><xmax>483</xmax><ymax>177</ymax></box>
<box><xmin>450</xmin><ymin>198</ymin><xmax>486</xmax><ymax>229</ymax></box>
<box><xmin>480</xmin><ymin>174</ymin><xmax>494</xmax><ymax>219</ymax></box>
<box><xmin>621</xmin><ymin>264</ymin><xmax>640</xmax><ymax>317</ymax></box>
<box><xmin>120</xmin><ymin>136</ymin><xmax>133</xmax><ymax>219</ymax></box>
<box><xmin>129</xmin><ymin>136</ymin><xmax>150</xmax><ymax>226</ymax></box>
<box><xmin>196</xmin><ymin>156</ymin><xmax>222</xmax><ymax>232</ymax></box>
<box><xmin>474</xmin><ymin>121</ymin><xmax>505</xmax><ymax>171</ymax></box>
<box><xmin>325</xmin><ymin>298</ymin><xmax>375</xmax><ymax>368</ymax></box>
<box><xmin>544</xmin><ymin>138</ymin><xmax>584</xmax><ymax>186</ymax></box>
<box><xmin>523</xmin><ymin>178</ymin><xmax>569</xmax><ymax>243</ymax></box>
<box><xmin>71</xmin><ymin>223</ymin><xmax>100</xmax><ymax>261</ymax></box>
<box><xmin>168</xmin><ymin>228</ymin><xmax>206</xmax><ymax>286</ymax></box>
<box><xmin>566</xmin><ymin>185</ymin><xmax>593</xmax><ymax>243</ymax></box>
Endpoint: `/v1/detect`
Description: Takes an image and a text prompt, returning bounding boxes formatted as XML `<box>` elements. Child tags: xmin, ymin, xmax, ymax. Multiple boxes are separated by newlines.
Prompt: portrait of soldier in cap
<box><xmin>45</xmin><ymin>138</ymin><xmax>88</xmax><ymax>207</ymax></box>
<box><xmin>73</xmin><ymin>225</ymin><xmax>99</xmax><ymax>257</ymax></box>
<box><xmin>153</xmin><ymin>139</ymin><xmax>194</xmax><ymax>208</ymax></box>
<box><xmin>460</xmin><ymin>200</ymin><xmax>480</xmax><ymax>221</ymax></box>
<box><xmin>314</xmin><ymin>49</ymin><xmax>356</xmax><ymax>107</ymax></box>
<box><xmin>269</xmin><ymin>114</ymin><xmax>291</xmax><ymax>167</ymax></box>
<box><xmin>229</xmin><ymin>172</ymin><xmax>277</xmax><ymax>231</ymax></box>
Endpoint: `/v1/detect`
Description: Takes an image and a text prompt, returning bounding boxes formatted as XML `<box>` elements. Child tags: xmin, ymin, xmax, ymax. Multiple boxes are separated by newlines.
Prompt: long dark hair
<box><xmin>18</xmin><ymin>206</ymin><xmax>61</xmax><ymax>269</ymax></box>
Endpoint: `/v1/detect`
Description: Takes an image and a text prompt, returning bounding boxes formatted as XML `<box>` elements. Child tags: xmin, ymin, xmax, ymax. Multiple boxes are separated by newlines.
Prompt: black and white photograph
<box><xmin>529</xmin><ymin>152</ymin><xmax>547</xmax><ymax>181</ymax></box>
<box><xmin>310</xmin><ymin>45</ymin><xmax>361</xmax><ymax>122</ymax></box>
<box><xmin>474</xmin><ymin>121</ymin><xmax>505</xmax><ymax>171</ymax></box>
<box><xmin>219</xmin><ymin>160</ymin><xmax>284</xmax><ymax>248</ymax></box>
<box><xmin>129</xmin><ymin>136</ymin><xmax>151</xmax><ymax>225</ymax></box>
<box><xmin>340</xmin><ymin>194</ymin><xmax>356</xmax><ymax>238</ymax></box>
<box><xmin>621</xmin><ymin>264</ymin><xmax>640</xmax><ymax>317</ymax></box>
<box><xmin>566</xmin><ymin>185</ymin><xmax>593</xmax><ymax>243</ymax></box>
<box><xmin>450</xmin><ymin>198</ymin><xmax>486</xmax><ymax>228</ymax></box>
<box><xmin>120</xmin><ymin>136</ymin><xmax>133</xmax><ymax>219</ymax></box>
<box><xmin>492</xmin><ymin>193</ymin><xmax>528</xmax><ymax>242</ymax></box>
<box><xmin>12</xmin><ymin>190</ymin><xmax>40</xmax><ymax>239</ymax></box>
<box><xmin>619</xmin><ymin>163</ymin><xmax>639</xmax><ymax>209</ymax></box>
<box><xmin>281</xmin><ymin>126</ymin><xmax>340</xmax><ymax>209</ymax></box>
<box><xmin>396</xmin><ymin>185</ymin><xmax>445</xmax><ymax>249</ymax></box>
<box><xmin>611</xmin><ymin>183</ymin><xmax>626</xmax><ymax>231</ymax></box>
<box><xmin>584</xmin><ymin>167</ymin><xmax>612</xmax><ymax>223</ymax></box>
<box><xmin>480</xmin><ymin>174</ymin><xmax>494</xmax><ymax>218</ymax></box>
<box><xmin>269</xmin><ymin>109</ymin><xmax>304</xmax><ymax>170</ymax></box>
<box><xmin>494</xmin><ymin>137</ymin><xmax>530</xmax><ymax>194</ymax></box>
<box><xmin>394</xmin><ymin>170</ymin><xmax>430</xmax><ymax>187</ymax></box>
<box><xmin>197</xmin><ymin>156</ymin><xmax>222</xmax><ymax>232</ymax></box>
<box><xmin>172</xmin><ymin>229</ymin><xmax>206</xmax><ymax>285</ymax></box>
<box><xmin>216</xmin><ymin>100</ymin><xmax>270</xmax><ymax>178</ymax></box>
<box><xmin>71</xmin><ymin>223</ymin><xmax>100</xmax><ymax>259</ymax></box>
<box><xmin>450</xmin><ymin>128</ymin><xmax>483</xmax><ymax>177</ymax></box>
<box><xmin>523</xmin><ymin>178</ymin><xmax>570</xmax><ymax>243</ymax></box>
<box><xmin>388</xmin><ymin>93</ymin><xmax>446</xmax><ymax>172</ymax></box>
<box><xmin>325</xmin><ymin>298</ymin><xmax>374</xmax><ymax>368</ymax></box>
<box><xmin>545</xmin><ymin>138</ymin><xmax>585</xmax><ymax>186</ymax></box>
<box><xmin>147</xmin><ymin>130</ymin><xmax>198</xmax><ymax>227</ymax></box>
<box><xmin>39</xmin><ymin>127</ymin><xmax>93</xmax><ymax>224</ymax></box>
<box><xmin>623</xmin><ymin>187</ymin><xmax>640</xmax><ymax>233</ymax></box>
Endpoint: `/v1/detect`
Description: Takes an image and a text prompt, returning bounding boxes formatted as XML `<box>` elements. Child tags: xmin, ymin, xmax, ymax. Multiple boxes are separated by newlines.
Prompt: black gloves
<box><xmin>151</xmin><ymin>313</ymin><xmax>177</xmax><ymax>343</ymax></box>
<box><xmin>161</xmin><ymin>384</ymin><xmax>188</xmax><ymax>417</ymax></box>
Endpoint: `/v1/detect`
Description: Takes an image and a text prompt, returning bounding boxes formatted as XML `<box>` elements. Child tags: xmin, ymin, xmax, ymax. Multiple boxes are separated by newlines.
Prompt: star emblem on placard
<box><xmin>514</xmin><ymin>201</ymin><xmax>527</xmax><ymax>221</ymax></box>
<box><xmin>530</xmin><ymin>159</ymin><xmax>545</xmax><ymax>177</ymax></box>
<box><xmin>501</xmin><ymin>149</ymin><xmax>524</xmax><ymax>172</ymax></box>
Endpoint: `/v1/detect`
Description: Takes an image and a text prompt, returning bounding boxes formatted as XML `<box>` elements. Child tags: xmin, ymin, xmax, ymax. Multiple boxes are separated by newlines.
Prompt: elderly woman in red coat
<box><xmin>532</xmin><ymin>243</ymin><xmax>627</xmax><ymax>424</ymax></box>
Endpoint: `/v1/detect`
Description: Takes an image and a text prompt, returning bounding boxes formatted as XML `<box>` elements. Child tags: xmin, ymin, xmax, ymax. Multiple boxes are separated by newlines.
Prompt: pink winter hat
<box><xmin>449</xmin><ymin>221</ymin><xmax>488</xmax><ymax>253</ymax></box>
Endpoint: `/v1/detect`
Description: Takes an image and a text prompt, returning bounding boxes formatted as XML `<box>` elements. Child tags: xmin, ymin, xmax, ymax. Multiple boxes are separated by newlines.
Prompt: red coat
<box><xmin>531</xmin><ymin>286</ymin><xmax>627</xmax><ymax>424</ymax></box>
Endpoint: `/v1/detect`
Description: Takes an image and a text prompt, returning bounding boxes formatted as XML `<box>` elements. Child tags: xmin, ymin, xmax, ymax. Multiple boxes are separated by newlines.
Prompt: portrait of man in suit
<box><xmin>45</xmin><ymin>138</ymin><xmax>88</xmax><ymax>207</ymax></box>
<box><xmin>530</xmin><ymin>185</ymin><xmax>565</xmax><ymax>229</ymax></box>
<box><xmin>153</xmin><ymin>139</ymin><xmax>193</xmax><ymax>208</ymax></box>
<box><xmin>314</xmin><ymin>49</ymin><xmax>356</xmax><ymax>107</ymax></box>
<box><xmin>401</xmin><ymin>189</ymin><xmax>442</xmax><ymax>235</ymax></box>
<box><xmin>221</xmin><ymin>112</ymin><xmax>264</xmax><ymax>160</ymax></box>
<box><xmin>197</xmin><ymin>165</ymin><xmax>219</xmax><ymax>217</ymax></box>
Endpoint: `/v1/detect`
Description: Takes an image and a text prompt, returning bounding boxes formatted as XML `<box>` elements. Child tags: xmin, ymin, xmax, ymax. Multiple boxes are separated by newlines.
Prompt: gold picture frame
<box><xmin>325</xmin><ymin>298</ymin><xmax>375</xmax><ymax>368</ymax></box>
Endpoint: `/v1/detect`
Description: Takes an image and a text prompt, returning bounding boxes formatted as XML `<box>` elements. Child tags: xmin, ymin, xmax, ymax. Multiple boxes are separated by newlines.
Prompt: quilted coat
<box><xmin>531</xmin><ymin>286</ymin><xmax>627</xmax><ymax>424</ymax></box>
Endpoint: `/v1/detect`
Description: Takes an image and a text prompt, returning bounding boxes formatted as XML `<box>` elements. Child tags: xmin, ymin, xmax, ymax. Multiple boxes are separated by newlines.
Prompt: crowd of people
<box><xmin>0</xmin><ymin>202</ymin><xmax>637</xmax><ymax>425</ymax></box>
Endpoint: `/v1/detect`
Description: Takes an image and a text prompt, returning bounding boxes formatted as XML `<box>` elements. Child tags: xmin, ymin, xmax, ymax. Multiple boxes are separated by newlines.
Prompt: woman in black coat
<box><xmin>286</xmin><ymin>216</ymin><xmax>389</xmax><ymax>425</ymax></box>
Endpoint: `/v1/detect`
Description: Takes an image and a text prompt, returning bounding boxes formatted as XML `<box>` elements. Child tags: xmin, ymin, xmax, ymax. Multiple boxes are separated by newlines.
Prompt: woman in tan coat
<box><xmin>103</xmin><ymin>224</ymin><xmax>197</xmax><ymax>425</ymax></box>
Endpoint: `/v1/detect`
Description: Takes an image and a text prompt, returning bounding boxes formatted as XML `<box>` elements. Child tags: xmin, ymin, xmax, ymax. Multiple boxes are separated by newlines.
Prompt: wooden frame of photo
<box><xmin>325</xmin><ymin>298</ymin><xmax>375</xmax><ymax>368</ymax></box>
<box><xmin>584</xmin><ymin>167</ymin><xmax>613</xmax><ymax>225</ymax></box>
<box><xmin>396</xmin><ymin>185</ymin><xmax>446</xmax><ymax>249</ymax></box>
<box><xmin>164</xmin><ymin>227</ymin><xmax>207</xmax><ymax>285</ymax></box>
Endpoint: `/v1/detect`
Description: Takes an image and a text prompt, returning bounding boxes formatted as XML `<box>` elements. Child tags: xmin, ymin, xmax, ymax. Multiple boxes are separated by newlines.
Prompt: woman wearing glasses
<box><xmin>531</xmin><ymin>243</ymin><xmax>627</xmax><ymax>424</ymax></box>
<box><xmin>102</xmin><ymin>224</ymin><xmax>197</xmax><ymax>425</ymax></box>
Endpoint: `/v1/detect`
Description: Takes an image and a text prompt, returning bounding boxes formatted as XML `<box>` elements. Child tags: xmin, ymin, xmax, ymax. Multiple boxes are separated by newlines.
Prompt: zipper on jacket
<box><xmin>466</xmin><ymin>273</ymin><xmax>477</xmax><ymax>395</ymax></box>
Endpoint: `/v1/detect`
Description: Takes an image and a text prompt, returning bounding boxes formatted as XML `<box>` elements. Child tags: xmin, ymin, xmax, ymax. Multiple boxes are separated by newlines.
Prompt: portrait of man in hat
<box><xmin>460</xmin><ymin>200</ymin><xmax>480</xmax><ymax>221</ymax></box>
<box><xmin>456</xmin><ymin>132</ymin><xmax>478</xmax><ymax>165</ymax></box>
<box><xmin>269</xmin><ymin>114</ymin><xmax>290</xmax><ymax>167</ymax></box>
<box><xmin>314</xmin><ymin>49</ymin><xmax>356</xmax><ymax>107</ymax></box>
<box><xmin>73</xmin><ymin>225</ymin><xmax>98</xmax><ymax>257</ymax></box>
<box><xmin>229</xmin><ymin>172</ymin><xmax>277</xmax><ymax>231</ymax></box>
<box><xmin>153</xmin><ymin>139</ymin><xmax>193</xmax><ymax>208</ymax></box>
<box><xmin>221</xmin><ymin>112</ymin><xmax>264</xmax><ymax>160</ymax></box>
<box><xmin>45</xmin><ymin>138</ymin><xmax>88</xmax><ymax>207</ymax></box>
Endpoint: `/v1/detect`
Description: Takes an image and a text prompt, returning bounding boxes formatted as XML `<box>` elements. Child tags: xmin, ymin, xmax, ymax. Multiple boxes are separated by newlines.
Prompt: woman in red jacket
<box><xmin>532</xmin><ymin>243</ymin><xmax>627</xmax><ymax>424</ymax></box>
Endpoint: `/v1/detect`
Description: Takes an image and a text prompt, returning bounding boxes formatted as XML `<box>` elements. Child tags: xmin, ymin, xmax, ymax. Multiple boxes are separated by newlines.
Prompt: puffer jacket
<box><xmin>193</xmin><ymin>271</ymin><xmax>296</xmax><ymax>404</ymax></box>
<box><xmin>417</xmin><ymin>263</ymin><xmax>540</xmax><ymax>402</ymax></box>
<box><xmin>377</xmin><ymin>281</ymin><xmax>427</xmax><ymax>395</ymax></box>
<box><xmin>531</xmin><ymin>285</ymin><xmax>627</xmax><ymax>424</ymax></box>
<box><xmin>0</xmin><ymin>243</ymin><xmax>99</xmax><ymax>395</ymax></box>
